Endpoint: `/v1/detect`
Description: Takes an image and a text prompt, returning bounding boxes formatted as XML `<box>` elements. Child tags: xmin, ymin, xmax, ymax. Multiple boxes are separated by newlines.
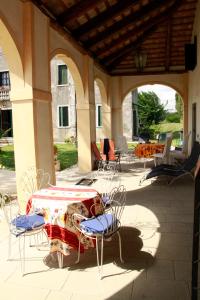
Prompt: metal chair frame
<box><xmin>72</xmin><ymin>185</ymin><xmax>126</xmax><ymax>279</ymax></box>
<box><xmin>0</xmin><ymin>193</ymin><xmax>46</xmax><ymax>275</ymax></box>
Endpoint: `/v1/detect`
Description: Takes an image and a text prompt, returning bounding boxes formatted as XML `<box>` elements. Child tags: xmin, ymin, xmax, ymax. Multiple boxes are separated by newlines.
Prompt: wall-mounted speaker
<box><xmin>185</xmin><ymin>37</ymin><xmax>197</xmax><ymax>71</ymax></box>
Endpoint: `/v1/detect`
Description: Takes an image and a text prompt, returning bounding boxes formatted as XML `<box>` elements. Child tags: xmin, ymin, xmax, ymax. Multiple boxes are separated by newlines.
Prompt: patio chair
<box><xmin>170</xmin><ymin>131</ymin><xmax>191</xmax><ymax>164</ymax></box>
<box><xmin>100</xmin><ymin>138</ymin><xmax>121</xmax><ymax>171</ymax></box>
<box><xmin>140</xmin><ymin>141</ymin><xmax>200</xmax><ymax>185</ymax></box>
<box><xmin>0</xmin><ymin>193</ymin><xmax>45</xmax><ymax>276</ymax></box>
<box><xmin>19</xmin><ymin>166</ymin><xmax>51</xmax><ymax>204</ymax></box>
<box><xmin>115</xmin><ymin>135</ymin><xmax>135</xmax><ymax>163</ymax></box>
<box><xmin>152</xmin><ymin>133</ymin><xmax>172</xmax><ymax>166</ymax></box>
<box><xmin>91</xmin><ymin>141</ymin><xmax>120</xmax><ymax>171</ymax></box>
<box><xmin>93</xmin><ymin>164</ymin><xmax>121</xmax><ymax>206</ymax></box>
<box><xmin>72</xmin><ymin>185</ymin><xmax>126</xmax><ymax>279</ymax></box>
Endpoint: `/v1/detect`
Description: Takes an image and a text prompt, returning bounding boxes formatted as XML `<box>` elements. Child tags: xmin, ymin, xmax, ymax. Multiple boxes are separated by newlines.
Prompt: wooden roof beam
<box><xmin>165</xmin><ymin>19</ymin><xmax>172</xmax><ymax>71</ymax></box>
<box><xmin>96</xmin><ymin>2</ymin><xmax>175</xmax><ymax>57</ymax></box>
<box><xmin>104</xmin><ymin>0</ymin><xmax>183</xmax><ymax>71</ymax></box>
<box><xmin>84</xmin><ymin>0</ymin><xmax>167</xmax><ymax>48</ymax></box>
<box><xmin>72</xmin><ymin>0</ymin><xmax>140</xmax><ymax>38</ymax></box>
<box><xmin>57</xmin><ymin>0</ymin><xmax>103</xmax><ymax>24</ymax></box>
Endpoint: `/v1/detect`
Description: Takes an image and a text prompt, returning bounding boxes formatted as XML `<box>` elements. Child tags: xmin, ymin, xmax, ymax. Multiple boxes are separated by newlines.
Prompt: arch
<box><xmin>50</xmin><ymin>49</ymin><xmax>84</xmax><ymax>107</ymax></box>
<box><xmin>95</xmin><ymin>77</ymin><xmax>112</xmax><ymax>139</ymax></box>
<box><xmin>94</xmin><ymin>77</ymin><xmax>108</xmax><ymax>106</ymax></box>
<box><xmin>0</xmin><ymin>18</ymin><xmax>24</xmax><ymax>95</ymax></box>
<box><xmin>123</xmin><ymin>80</ymin><xmax>184</xmax><ymax>102</ymax></box>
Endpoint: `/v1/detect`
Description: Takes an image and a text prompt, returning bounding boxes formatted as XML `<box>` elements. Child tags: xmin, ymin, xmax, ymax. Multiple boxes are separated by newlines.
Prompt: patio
<box><xmin>0</xmin><ymin>160</ymin><xmax>193</xmax><ymax>300</ymax></box>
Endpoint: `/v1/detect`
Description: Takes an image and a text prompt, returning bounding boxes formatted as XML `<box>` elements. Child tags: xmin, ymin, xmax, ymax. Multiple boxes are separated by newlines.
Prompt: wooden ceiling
<box><xmin>32</xmin><ymin>0</ymin><xmax>198</xmax><ymax>76</ymax></box>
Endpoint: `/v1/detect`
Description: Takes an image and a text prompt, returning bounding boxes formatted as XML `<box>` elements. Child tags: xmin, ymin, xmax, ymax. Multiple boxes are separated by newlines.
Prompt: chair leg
<box><xmin>57</xmin><ymin>251</ymin><xmax>63</xmax><ymax>268</ymax></box>
<box><xmin>8</xmin><ymin>233</ymin><xmax>12</xmax><ymax>260</ymax></box>
<box><xmin>96</xmin><ymin>236</ymin><xmax>103</xmax><ymax>279</ymax></box>
<box><xmin>19</xmin><ymin>235</ymin><xmax>25</xmax><ymax>275</ymax></box>
<box><xmin>75</xmin><ymin>237</ymin><xmax>81</xmax><ymax>264</ymax></box>
<box><xmin>117</xmin><ymin>231</ymin><xmax>124</xmax><ymax>263</ymax></box>
<box><xmin>100</xmin><ymin>236</ymin><xmax>104</xmax><ymax>280</ymax></box>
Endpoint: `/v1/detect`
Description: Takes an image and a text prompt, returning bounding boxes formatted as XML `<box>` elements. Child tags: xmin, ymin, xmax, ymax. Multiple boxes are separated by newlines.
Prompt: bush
<box><xmin>165</xmin><ymin>112</ymin><xmax>180</xmax><ymax>123</ymax></box>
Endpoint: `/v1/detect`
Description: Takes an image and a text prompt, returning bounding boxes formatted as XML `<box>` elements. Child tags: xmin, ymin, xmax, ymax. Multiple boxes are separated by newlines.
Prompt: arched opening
<box><xmin>122</xmin><ymin>83</ymin><xmax>185</xmax><ymax>147</ymax></box>
<box><xmin>94</xmin><ymin>78</ymin><xmax>110</xmax><ymax>141</ymax></box>
<box><xmin>50</xmin><ymin>51</ymin><xmax>85</xmax><ymax>171</ymax></box>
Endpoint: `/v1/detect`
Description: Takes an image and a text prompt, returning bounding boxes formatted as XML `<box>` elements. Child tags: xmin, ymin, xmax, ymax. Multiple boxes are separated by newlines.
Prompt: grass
<box><xmin>0</xmin><ymin>145</ymin><xmax>15</xmax><ymax>170</ymax></box>
<box><xmin>56</xmin><ymin>143</ymin><xmax>77</xmax><ymax>170</ymax></box>
<box><xmin>0</xmin><ymin>143</ymin><xmax>78</xmax><ymax>171</ymax></box>
<box><xmin>150</xmin><ymin>122</ymin><xmax>183</xmax><ymax>133</ymax></box>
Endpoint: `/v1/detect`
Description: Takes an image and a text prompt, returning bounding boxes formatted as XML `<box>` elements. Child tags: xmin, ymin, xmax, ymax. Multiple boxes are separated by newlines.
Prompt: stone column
<box><xmin>11</xmin><ymin>2</ymin><xmax>55</xmax><ymax>210</ymax></box>
<box><xmin>110</xmin><ymin>77</ymin><xmax>123</xmax><ymax>141</ymax></box>
<box><xmin>76</xmin><ymin>55</ymin><xmax>96</xmax><ymax>171</ymax></box>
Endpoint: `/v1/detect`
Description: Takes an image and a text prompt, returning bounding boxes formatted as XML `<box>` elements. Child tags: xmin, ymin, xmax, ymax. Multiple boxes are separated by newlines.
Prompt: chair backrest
<box><xmin>20</xmin><ymin>166</ymin><xmax>50</xmax><ymax>201</ymax></box>
<box><xmin>100</xmin><ymin>139</ymin><xmax>116</xmax><ymax>161</ymax></box>
<box><xmin>109</xmin><ymin>185</ymin><xmax>126</xmax><ymax>221</ymax></box>
<box><xmin>89</xmin><ymin>185</ymin><xmax>126</xmax><ymax>235</ymax></box>
<box><xmin>0</xmin><ymin>193</ymin><xmax>19</xmax><ymax>227</ymax></box>
<box><xmin>183</xmin><ymin>141</ymin><xmax>200</xmax><ymax>171</ymax></box>
<box><xmin>116</xmin><ymin>135</ymin><xmax>129</xmax><ymax>154</ymax></box>
<box><xmin>92</xmin><ymin>164</ymin><xmax>120</xmax><ymax>204</ymax></box>
<box><xmin>91</xmin><ymin>142</ymin><xmax>102</xmax><ymax>161</ymax></box>
<box><xmin>182</xmin><ymin>131</ymin><xmax>191</xmax><ymax>154</ymax></box>
<box><xmin>163</xmin><ymin>135</ymin><xmax>173</xmax><ymax>157</ymax></box>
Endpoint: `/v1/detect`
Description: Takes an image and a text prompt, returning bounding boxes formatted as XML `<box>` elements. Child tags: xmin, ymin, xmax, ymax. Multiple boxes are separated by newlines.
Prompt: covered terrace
<box><xmin>0</xmin><ymin>0</ymin><xmax>199</xmax><ymax>299</ymax></box>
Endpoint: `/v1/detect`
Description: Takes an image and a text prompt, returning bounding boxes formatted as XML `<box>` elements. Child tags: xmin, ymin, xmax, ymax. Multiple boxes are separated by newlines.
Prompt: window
<box><xmin>96</xmin><ymin>104</ymin><xmax>102</xmax><ymax>127</ymax></box>
<box><xmin>58</xmin><ymin>65</ymin><xmax>68</xmax><ymax>85</ymax></box>
<box><xmin>58</xmin><ymin>105</ymin><xmax>69</xmax><ymax>127</ymax></box>
<box><xmin>0</xmin><ymin>71</ymin><xmax>10</xmax><ymax>88</ymax></box>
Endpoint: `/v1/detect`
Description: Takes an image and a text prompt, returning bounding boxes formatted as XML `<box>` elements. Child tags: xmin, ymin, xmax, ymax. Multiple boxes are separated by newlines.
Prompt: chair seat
<box><xmin>11</xmin><ymin>214</ymin><xmax>45</xmax><ymax>236</ymax></box>
<box><xmin>80</xmin><ymin>213</ymin><xmax>117</xmax><ymax>234</ymax></box>
<box><xmin>153</xmin><ymin>153</ymin><xmax>164</xmax><ymax>158</ymax></box>
<box><xmin>102</xmin><ymin>195</ymin><xmax>110</xmax><ymax>205</ymax></box>
<box><xmin>170</xmin><ymin>150</ymin><xmax>187</xmax><ymax>160</ymax></box>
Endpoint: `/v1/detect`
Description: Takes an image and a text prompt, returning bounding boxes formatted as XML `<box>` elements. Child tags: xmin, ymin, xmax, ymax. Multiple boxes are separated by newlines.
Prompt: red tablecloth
<box><xmin>134</xmin><ymin>143</ymin><xmax>164</xmax><ymax>158</ymax></box>
<box><xmin>26</xmin><ymin>186</ymin><xmax>103</xmax><ymax>255</ymax></box>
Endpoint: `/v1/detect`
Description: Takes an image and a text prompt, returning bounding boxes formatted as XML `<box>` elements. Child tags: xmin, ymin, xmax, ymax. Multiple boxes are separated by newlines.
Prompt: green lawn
<box><xmin>0</xmin><ymin>145</ymin><xmax>15</xmax><ymax>170</ymax></box>
<box><xmin>0</xmin><ymin>143</ymin><xmax>78</xmax><ymax>171</ymax></box>
<box><xmin>56</xmin><ymin>143</ymin><xmax>77</xmax><ymax>170</ymax></box>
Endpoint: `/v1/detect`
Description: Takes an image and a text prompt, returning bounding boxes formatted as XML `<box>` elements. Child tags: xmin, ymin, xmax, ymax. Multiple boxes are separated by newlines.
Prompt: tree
<box><xmin>137</xmin><ymin>91</ymin><xmax>166</xmax><ymax>131</ymax></box>
<box><xmin>175</xmin><ymin>93</ymin><xmax>183</xmax><ymax>120</ymax></box>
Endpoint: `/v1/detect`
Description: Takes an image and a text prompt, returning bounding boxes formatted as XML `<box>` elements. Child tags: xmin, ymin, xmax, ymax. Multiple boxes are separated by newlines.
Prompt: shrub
<box><xmin>165</xmin><ymin>112</ymin><xmax>180</xmax><ymax>123</ymax></box>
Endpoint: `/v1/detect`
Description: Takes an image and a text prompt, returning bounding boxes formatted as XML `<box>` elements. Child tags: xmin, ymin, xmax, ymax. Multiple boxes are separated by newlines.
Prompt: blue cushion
<box><xmin>102</xmin><ymin>195</ymin><xmax>110</xmax><ymax>205</ymax></box>
<box><xmin>11</xmin><ymin>214</ymin><xmax>45</xmax><ymax>236</ymax></box>
<box><xmin>80</xmin><ymin>213</ymin><xmax>117</xmax><ymax>234</ymax></box>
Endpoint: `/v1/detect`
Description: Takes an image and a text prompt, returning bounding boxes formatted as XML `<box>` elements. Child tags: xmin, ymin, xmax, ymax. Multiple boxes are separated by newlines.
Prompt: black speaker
<box><xmin>185</xmin><ymin>42</ymin><xmax>197</xmax><ymax>71</ymax></box>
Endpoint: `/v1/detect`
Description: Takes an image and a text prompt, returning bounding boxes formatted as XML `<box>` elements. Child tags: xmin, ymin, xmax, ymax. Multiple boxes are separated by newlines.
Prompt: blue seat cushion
<box><xmin>11</xmin><ymin>214</ymin><xmax>45</xmax><ymax>236</ymax></box>
<box><xmin>80</xmin><ymin>213</ymin><xmax>117</xmax><ymax>234</ymax></box>
<box><xmin>102</xmin><ymin>195</ymin><xmax>110</xmax><ymax>205</ymax></box>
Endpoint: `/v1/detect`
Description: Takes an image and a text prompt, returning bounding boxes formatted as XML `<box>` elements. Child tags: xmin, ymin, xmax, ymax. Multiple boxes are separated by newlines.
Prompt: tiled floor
<box><xmin>0</xmin><ymin>160</ymin><xmax>194</xmax><ymax>300</ymax></box>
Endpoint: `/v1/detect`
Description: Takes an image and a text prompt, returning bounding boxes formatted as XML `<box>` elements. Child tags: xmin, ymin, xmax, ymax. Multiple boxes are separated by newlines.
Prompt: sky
<box><xmin>138</xmin><ymin>84</ymin><xmax>176</xmax><ymax>112</ymax></box>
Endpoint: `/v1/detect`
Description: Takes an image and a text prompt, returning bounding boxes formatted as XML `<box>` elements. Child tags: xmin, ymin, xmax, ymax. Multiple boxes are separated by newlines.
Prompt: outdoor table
<box><xmin>134</xmin><ymin>143</ymin><xmax>165</xmax><ymax>158</ymax></box>
<box><xmin>26</xmin><ymin>185</ymin><xmax>103</xmax><ymax>256</ymax></box>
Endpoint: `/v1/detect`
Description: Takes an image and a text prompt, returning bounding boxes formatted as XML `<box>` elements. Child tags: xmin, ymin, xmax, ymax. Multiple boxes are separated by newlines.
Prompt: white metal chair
<box><xmin>93</xmin><ymin>164</ymin><xmax>121</xmax><ymax>206</ymax></box>
<box><xmin>19</xmin><ymin>166</ymin><xmax>51</xmax><ymax>205</ymax></box>
<box><xmin>0</xmin><ymin>193</ymin><xmax>46</xmax><ymax>275</ymax></box>
<box><xmin>72</xmin><ymin>185</ymin><xmax>126</xmax><ymax>279</ymax></box>
<box><xmin>152</xmin><ymin>133</ymin><xmax>173</xmax><ymax>166</ymax></box>
<box><xmin>115</xmin><ymin>135</ymin><xmax>134</xmax><ymax>163</ymax></box>
<box><xmin>170</xmin><ymin>131</ymin><xmax>191</xmax><ymax>163</ymax></box>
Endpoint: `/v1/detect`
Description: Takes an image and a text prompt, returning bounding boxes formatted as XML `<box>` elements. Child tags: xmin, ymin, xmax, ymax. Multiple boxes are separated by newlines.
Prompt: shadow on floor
<box><xmin>44</xmin><ymin>226</ymin><xmax>155</xmax><ymax>274</ymax></box>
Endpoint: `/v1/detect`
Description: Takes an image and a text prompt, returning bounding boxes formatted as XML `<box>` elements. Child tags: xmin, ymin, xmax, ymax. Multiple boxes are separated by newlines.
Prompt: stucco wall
<box><xmin>51</xmin><ymin>58</ymin><xmax>76</xmax><ymax>142</ymax></box>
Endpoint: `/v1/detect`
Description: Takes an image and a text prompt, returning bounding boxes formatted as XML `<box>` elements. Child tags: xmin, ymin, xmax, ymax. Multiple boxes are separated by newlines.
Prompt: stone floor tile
<box><xmin>174</xmin><ymin>261</ymin><xmax>192</xmax><ymax>281</ymax></box>
<box><xmin>146</xmin><ymin>259</ymin><xmax>175</xmax><ymax>280</ymax></box>
<box><xmin>0</xmin><ymin>282</ymin><xmax>49</xmax><ymax>300</ymax></box>
<box><xmin>46</xmin><ymin>290</ymin><xmax>72</xmax><ymax>300</ymax></box>
<box><xmin>132</xmin><ymin>279</ymin><xmax>190</xmax><ymax>300</ymax></box>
